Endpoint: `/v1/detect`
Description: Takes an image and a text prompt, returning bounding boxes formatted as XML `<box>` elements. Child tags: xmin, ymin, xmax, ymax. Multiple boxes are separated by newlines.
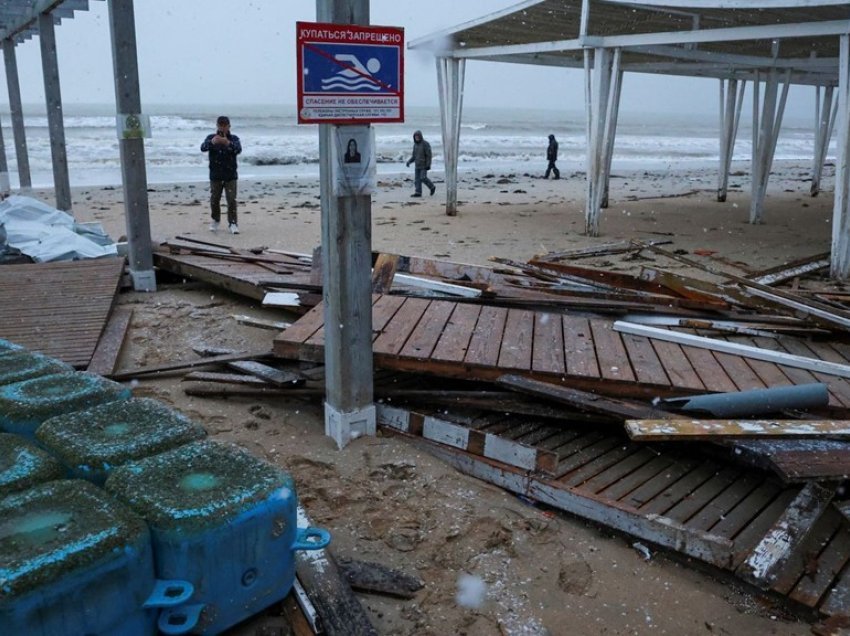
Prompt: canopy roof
<box><xmin>410</xmin><ymin>0</ymin><xmax>850</xmax><ymax>85</ymax></box>
<box><xmin>0</xmin><ymin>0</ymin><xmax>97</xmax><ymax>44</ymax></box>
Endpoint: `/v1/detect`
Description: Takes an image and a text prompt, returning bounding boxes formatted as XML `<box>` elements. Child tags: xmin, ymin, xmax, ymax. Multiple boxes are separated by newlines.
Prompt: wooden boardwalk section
<box><xmin>274</xmin><ymin>296</ymin><xmax>850</xmax><ymax>407</ymax></box>
<box><xmin>381</xmin><ymin>407</ymin><xmax>850</xmax><ymax>617</ymax></box>
<box><xmin>154</xmin><ymin>249</ymin><xmax>314</xmax><ymax>302</ymax></box>
<box><xmin>0</xmin><ymin>258</ymin><xmax>125</xmax><ymax>367</ymax></box>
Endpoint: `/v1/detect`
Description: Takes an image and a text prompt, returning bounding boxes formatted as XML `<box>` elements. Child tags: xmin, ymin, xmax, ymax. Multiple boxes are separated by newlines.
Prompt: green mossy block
<box><xmin>0</xmin><ymin>433</ymin><xmax>65</xmax><ymax>498</ymax></box>
<box><xmin>37</xmin><ymin>398</ymin><xmax>207</xmax><ymax>484</ymax></box>
<box><xmin>0</xmin><ymin>372</ymin><xmax>132</xmax><ymax>439</ymax></box>
<box><xmin>106</xmin><ymin>440</ymin><xmax>294</xmax><ymax>534</ymax></box>
<box><xmin>0</xmin><ymin>479</ymin><xmax>149</xmax><ymax>599</ymax></box>
<box><xmin>0</xmin><ymin>351</ymin><xmax>74</xmax><ymax>386</ymax></box>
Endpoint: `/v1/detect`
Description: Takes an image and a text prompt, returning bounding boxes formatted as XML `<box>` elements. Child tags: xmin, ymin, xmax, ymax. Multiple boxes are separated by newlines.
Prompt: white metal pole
<box><xmin>831</xmin><ymin>34</ymin><xmax>850</xmax><ymax>279</ymax></box>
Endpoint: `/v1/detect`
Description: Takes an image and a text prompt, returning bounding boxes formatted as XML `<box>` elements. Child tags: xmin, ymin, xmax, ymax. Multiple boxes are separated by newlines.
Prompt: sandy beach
<box><xmin>61</xmin><ymin>159</ymin><xmax>835</xmax><ymax>272</ymax></box>
<box><xmin>22</xmin><ymin>161</ymin><xmax>833</xmax><ymax>635</ymax></box>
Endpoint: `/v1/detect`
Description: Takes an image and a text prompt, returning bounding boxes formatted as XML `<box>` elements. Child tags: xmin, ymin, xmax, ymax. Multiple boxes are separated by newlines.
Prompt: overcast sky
<box><xmin>0</xmin><ymin>0</ymin><xmax>819</xmax><ymax>119</ymax></box>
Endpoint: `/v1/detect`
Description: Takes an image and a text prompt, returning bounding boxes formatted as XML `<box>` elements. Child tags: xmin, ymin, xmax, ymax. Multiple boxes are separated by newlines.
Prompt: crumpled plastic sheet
<box><xmin>0</xmin><ymin>195</ymin><xmax>117</xmax><ymax>262</ymax></box>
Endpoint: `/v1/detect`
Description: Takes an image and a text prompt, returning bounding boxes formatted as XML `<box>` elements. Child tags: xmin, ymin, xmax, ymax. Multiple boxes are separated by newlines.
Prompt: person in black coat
<box><xmin>201</xmin><ymin>116</ymin><xmax>242</xmax><ymax>234</ymax></box>
<box><xmin>544</xmin><ymin>134</ymin><xmax>560</xmax><ymax>180</ymax></box>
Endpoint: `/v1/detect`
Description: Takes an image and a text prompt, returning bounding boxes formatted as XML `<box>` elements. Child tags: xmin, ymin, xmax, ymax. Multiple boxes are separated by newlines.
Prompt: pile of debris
<box><xmin>136</xmin><ymin>238</ymin><xmax>850</xmax><ymax>632</ymax></box>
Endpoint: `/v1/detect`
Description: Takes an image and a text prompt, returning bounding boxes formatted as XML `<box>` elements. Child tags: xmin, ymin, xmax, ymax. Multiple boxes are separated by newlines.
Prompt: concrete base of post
<box><xmin>129</xmin><ymin>268</ymin><xmax>157</xmax><ymax>292</ymax></box>
<box><xmin>324</xmin><ymin>402</ymin><xmax>376</xmax><ymax>449</ymax></box>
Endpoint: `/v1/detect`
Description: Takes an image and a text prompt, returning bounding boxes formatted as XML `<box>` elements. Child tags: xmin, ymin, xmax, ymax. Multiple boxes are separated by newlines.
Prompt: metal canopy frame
<box><xmin>0</xmin><ymin>0</ymin><xmax>96</xmax><ymax>44</ymax></box>
<box><xmin>410</xmin><ymin>0</ymin><xmax>850</xmax><ymax>278</ymax></box>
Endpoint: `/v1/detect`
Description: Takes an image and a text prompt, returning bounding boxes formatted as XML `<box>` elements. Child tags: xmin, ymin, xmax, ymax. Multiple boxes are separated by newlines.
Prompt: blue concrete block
<box><xmin>37</xmin><ymin>398</ymin><xmax>207</xmax><ymax>485</ymax></box>
<box><xmin>0</xmin><ymin>479</ymin><xmax>157</xmax><ymax>635</ymax></box>
<box><xmin>106</xmin><ymin>440</ymin><xmax>329</xmax><ymax>635</ymax></box>
<box><xmin>0</xmin><ymin>433</ymin><xmax>65</xmax><ymax>498</ymax></box>
<box><xmin>0</xmin><ymin>351</ymin><xmax>74</xmax><ymax>387</ymax></box>
<box><xmin>0</xmin><ymin>372</ymin><xmax>131</xmax><ymax>440</ymax></box>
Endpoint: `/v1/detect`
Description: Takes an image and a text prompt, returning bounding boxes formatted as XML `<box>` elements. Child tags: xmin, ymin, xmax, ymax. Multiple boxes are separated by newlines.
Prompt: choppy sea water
<box><xmin>2</xmin><ymin>103</ymin><xmax>832</xmax><ymax>188</ymax></box>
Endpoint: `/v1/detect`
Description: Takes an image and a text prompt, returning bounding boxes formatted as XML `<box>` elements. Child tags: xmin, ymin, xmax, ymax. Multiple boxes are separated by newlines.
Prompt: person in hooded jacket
<box><xmin>201</xmin><ymin>115</ymin><xmax>242</xmax><ymax>234</ymax></box>
<box><xmin>544</xmin><ymin>134</ymin><xmax>560</xmax><ymax>180</ymax></box>
<box><xmin>405</xmin><ymin>130</ymin><xmax>436</xmax><ymax>197</ymax></box>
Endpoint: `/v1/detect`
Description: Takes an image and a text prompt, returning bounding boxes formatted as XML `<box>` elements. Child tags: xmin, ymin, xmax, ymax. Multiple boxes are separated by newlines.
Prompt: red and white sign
<box><xmin>296</xmin><ymin>22</ymin><xmax>404</xmax><ymax>124</ymax></box>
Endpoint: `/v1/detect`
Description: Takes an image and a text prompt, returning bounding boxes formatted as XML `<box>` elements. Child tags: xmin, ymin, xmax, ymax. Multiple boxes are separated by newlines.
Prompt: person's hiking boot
<box><xmin>209</xmin><ymin>221</ymin><xmax>220</xmax><ymax>232</ymax></box>
<box><xmin>229</xmin><ymin>223</ymin><xmax>240</xmax><ymax>235</ymax></box>
<box><xmin>429</xmin><ymin>185</ymin><xmax>436</xmax><ymax>196</ymax></box>
<box><xmin>411</xmin><ymin>192</ymin><xmax>422</xmax><ymax>198</ymax></box>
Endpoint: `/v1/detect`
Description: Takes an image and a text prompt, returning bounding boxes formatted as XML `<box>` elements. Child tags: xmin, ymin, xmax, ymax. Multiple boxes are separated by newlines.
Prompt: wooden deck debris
<box><xmin>738</xmin><ymin>482</ymin><xmax>836</xmax><ymax>589</ymax></box>
<box><xmin>159</xmin><ymin>240</ymin><xmax>850</xmax><ymax>622</ymax></box>
<box><xmin>626</xmin><ymin>419</ymin><xmax>850</xmax><ymax>441</ymax></box>
<box><xmin>0</xmin><ymin>257</ymin><xmax>126</xmax><ymax>367</ymax></box>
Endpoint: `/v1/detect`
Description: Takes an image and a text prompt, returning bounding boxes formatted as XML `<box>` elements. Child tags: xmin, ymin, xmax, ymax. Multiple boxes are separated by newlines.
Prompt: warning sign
<box><xmin>296</xmin><ymin>21</ymin><xmax>404</xmax><ymax>124</ymax></box>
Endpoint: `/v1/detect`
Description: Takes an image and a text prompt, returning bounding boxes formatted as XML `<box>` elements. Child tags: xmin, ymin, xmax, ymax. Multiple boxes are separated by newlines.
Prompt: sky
<box><xmin>0</xmin><ymin>0</ymin><xmax>820</xmax><ymax>119</ymax></box>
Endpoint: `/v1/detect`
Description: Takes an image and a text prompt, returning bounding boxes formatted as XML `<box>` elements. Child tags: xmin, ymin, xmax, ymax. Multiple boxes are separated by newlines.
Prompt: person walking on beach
<box><xmin>544</xmin><ymin>134</ymin><xmax>560</xmax><ymax>180</ymax></box>
<box><xmin>405</xmin><ymin>130</ymin><xmax>436</xmax><ymax>197</ymax></box>
<box><xmin>201</xmin><ymin>115</ymin><xmax>242</xmax><ymax>234</ymax></box>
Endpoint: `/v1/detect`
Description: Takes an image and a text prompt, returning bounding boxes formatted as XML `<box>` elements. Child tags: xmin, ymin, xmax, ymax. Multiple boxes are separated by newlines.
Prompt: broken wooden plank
<box><xmin>498</xmin><ymin>374</ymin><xmax>676</xmax><ymax>420</ymax></box>
<box><xmin>626</xmin><ymin>419</ymin><xmax>850</xmax><ymax>441</ymax></box>
<box><xmin>724</xmin><ymin>439</ymin><xmax>850</xmax><ymax>482</ymax></box>
<box><xmin>638</xmin><ymin>242</ymin><xmax>850</xmax><ymax>332</ymax></box>
<box><xmin>110</xmin><ymin>350</ymin><xmax>272</xmax><ymax>380</ymax></box>
<box><xmin>748</xmin><ymin>252</ymin><xmax>831</xmax><ymax>287</ymax></box>
<box><xmin>613</xmin><ymin>321</ymin><xmax>850</xmax><ymax>380</ymax></box>
<box><xmin>227</xmin><ymin>360</ymin><xmax>304</xmax><ymax>387</ymax></box>
<box><xmin>377</xmin><ymin>404</ymin><xmax>558</xmax><ymax>474</ymax></box>
<box><xmin>182</xmin><ymin>371</ymin><xmax>270</xmax><ymax>386</ymax></box>
<box><xmin>737</xmin><ymin>482</ymin><xmax>836</xmax><ymax>589</ymax></box>
<box><xmin>87</xmin><ymin>307</ymin><xmax>133</xmax><ymax>376</ymax></box>
<box><xmin>336</xmin><ymin>558</ymin><xmax>424</xmax><ymax>599</ymax></box>
<box><xmin>393</xmin><ymin>273</ymin><xmax>481</xmax><ymax>298</ymax></box>
<box><xmin>294</xmin><ymin>506</ymin><xmax>378</xmax><ymax>636</ymax></box>
<box><xmin>232</xmin><ymin>314</ymin><xmax>292</xmax><ymax>331</ymax></box>
<box><xmin>263</xmin><ymin>292</ymin><xmax>303</xmax><ymax>308</ymax></box>
<box><xmin>371</xmin><ymin>253</ymin><xmax>399</xmax><ymax>293</ymax></box>
<box><xmin>527</xmin><ymin>259</ymin><xmax>684</xmax><ymax>297</ymax></box>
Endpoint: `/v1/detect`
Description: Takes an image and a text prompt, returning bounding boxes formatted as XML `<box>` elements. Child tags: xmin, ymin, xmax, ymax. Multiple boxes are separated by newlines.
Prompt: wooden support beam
<box><xmin>738</xmin><ymin>482</ymin><xmax>836</xmax><ymax>589</ymax></box>
<box><xmin>626</xmin><ymin>419</ymin><xmax>850</xmax><ymax>441</ymax></box>
<box><xmin>497</xmin><ymin>374</ymin><xmax>676</xmax><ymax>420</ymax></box>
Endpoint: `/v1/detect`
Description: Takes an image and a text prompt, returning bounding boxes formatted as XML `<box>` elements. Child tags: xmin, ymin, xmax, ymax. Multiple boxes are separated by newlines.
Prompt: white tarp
<box><xmin>0</xmin><ymin>195</ymin><xmax>117</xmax><ymax>262</ymax></box>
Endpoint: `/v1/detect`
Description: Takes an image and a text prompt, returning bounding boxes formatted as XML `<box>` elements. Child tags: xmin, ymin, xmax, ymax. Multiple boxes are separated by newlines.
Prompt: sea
<box><xmin>1</xmin><ymin>103</ymin><xmax>832</xmax><ymax>189</ymax></box>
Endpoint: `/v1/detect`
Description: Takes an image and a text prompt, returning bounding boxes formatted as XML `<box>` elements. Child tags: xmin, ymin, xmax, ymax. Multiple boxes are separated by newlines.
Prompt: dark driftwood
<box><xmin>295</xmin><ymin>507</ymin><xmax>378</xmax><ymax>636</ymax></box>
<box><xmin>337</xmin><ymin>558</ymin><xmax>424</xmax><ymax>599</ymax></box>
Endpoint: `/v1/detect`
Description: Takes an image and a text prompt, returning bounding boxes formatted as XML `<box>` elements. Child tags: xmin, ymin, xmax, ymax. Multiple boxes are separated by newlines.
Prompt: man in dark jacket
<box><xmin>201</xmin><ymin>116</ymin><xmax>242</xmax><ymax>233</ymax></box>
<box><xmin>405</xmin><ymin>130</ymin><xmax>436</xmax><ymax>197</ymax></box>
<box><xmin>544</xmin><ymin>134</ymin><xmax>560</xmax><ymax>180</ymax></box>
